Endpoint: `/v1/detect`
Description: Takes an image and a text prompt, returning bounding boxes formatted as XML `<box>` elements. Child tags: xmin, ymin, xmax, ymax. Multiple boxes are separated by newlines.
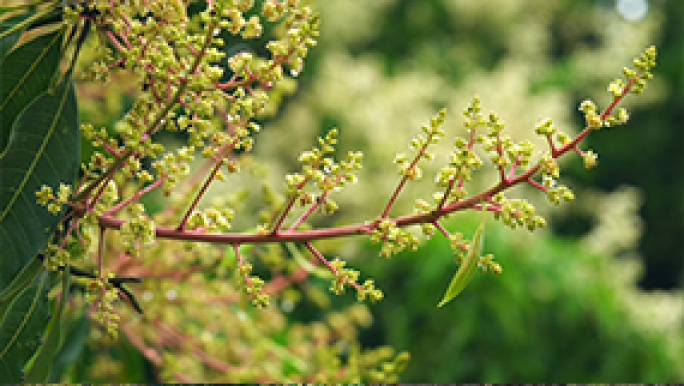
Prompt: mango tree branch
<box><xmin>67</xmin><ymin>65</ymin><xmax>647</xmax><ymax>251</ymax></box>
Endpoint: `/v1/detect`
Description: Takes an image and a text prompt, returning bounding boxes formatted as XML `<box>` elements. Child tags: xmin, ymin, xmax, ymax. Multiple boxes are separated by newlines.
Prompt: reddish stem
<box><xmin>381</xmin><ymin>134</ymin><xmax>436</xmax><ymax>218</ymax></box>
<box><xmin>506</xmin><ymin>155</ymin><xmax>521</xmax><ymax>182</ymax></box>
<box><xmin>233</xmin><ymin>243</ymin><xmax>252</xmax><ymax>285</ymax></box>
<box><xmin>288</xmin><ymin>174</ymin><xmax>344</xmax><ymax>231</ymax></box>
<box><xmin>436</xmin><ymin>179</ymin><xmax>455</xmax><ymax>210</ymax></box>
<box><xmin>432</xmin><ymin>220</ymin><xmax>450</xmax><ymax>237</ymax></box>
<box><xmin>104</xmin><ymin>177</ymin><xmax>165</xmax><ymax>216</ymax></box>
<box><xmin>176</xmin><ymin>160</ymin><xmax>223</xmax><ymax>231</ymax></box>
<box><xmin>77</xmin><ymin>57</ymin><xmax>643</xmax><ymax>266</ymax></box>
<box><xmin>304</xmin><ymin>242</ymin><xmax>363</xmax><ymax>291</ymax></box>
<box><xmin>547</xmin><ymin>133</ymin><xmax>558</xmax><ymax>153</ymax></box>
<box><xmin>105</xmin><ymin>30</ymin><xmax>127</xmax><ymax>52</ymax></box>
<box><xmin>75</xmin><ymin>14</ymin><xmax>219</xmax><ymax>203</ymax></box>
<box><xmin>271</xmin><ymin>154</ymin><xmax>326</xmax><ymax>233</ymax></box>
<box><xmin>97</xmin><ymin>226</ymin><xmax>105</xmax><ymax>280</ymax></box>
<box><xmin>552</xmin><ymin>76</ymin><xmax>635</xmax><ymax>158</ymax></box>
<box><xmin>526</xmin><ymin>177</ymin><xmax>546</xmax><ymax>191</ymax></box>
<box><xmin>176</xmin><ymin>138</ymin><xmax>239</xmax><ymax>231</ymax></box>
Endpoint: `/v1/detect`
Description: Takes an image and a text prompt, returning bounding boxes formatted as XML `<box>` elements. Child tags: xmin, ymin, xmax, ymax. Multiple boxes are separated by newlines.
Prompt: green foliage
<box><xmin>0</xmin><ymin>255</ymin><xmax>43</xmax><ymax>314</ymax></box>
<box><xmin>0</xmin><ymin>76</ymin><xmax>79</xmax><ymax>280</ymax></box>
<box><xmin>0</xmin><ymin>30</ymin><xmax>63</xmax><ymax>151</ymax></box>
<box><xmin>0</xmin><ymin>270</ymin><xmax>48</xmax><ymax>382</ymax></box>
<box><xmin>0</xmin><ymin>21</ymin><xmax>77</xmax><ymax>381</ymax></box>
<box><xmin>0</xmin><ymin>66</ymin><xmax>78</xmax><ymax>379</ymax></box>
<box><xmin>0</xmin><ymin>11</ymin><xmax>33</xmax><ymax>63</ymax></box>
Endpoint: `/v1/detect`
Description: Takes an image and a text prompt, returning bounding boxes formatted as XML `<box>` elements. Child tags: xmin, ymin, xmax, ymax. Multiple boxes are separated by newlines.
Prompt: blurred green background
<box><xmin>257</xmin><ymin>0</ymin><xmax>684</xmax><ymax>381</ymax></box>
<box><xmin>65</xmin><ymin>0</ymin><xmax>683</xmax><ymax>382</ymax></box>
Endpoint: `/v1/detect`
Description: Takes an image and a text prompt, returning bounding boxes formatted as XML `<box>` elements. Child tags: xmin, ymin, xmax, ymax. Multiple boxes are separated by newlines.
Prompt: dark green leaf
<box><xmin>0</xmin><ymin>79</ymin><xmax>79</xmax><ymax>291</ymax></box>
<box><xmin>437</xmin><ymin>215</ymin><xmax>485</xmax><ymax>307</ymax></box>
<box><xmin>0</xmin><ymin>29</ymin><xmax>62</xmax><ymax>152</ymax></box>
<box><xmin>0</xmin><ymin>257</ymin><xmax>43</xmax><ymax>326</ymax></box>
<box><xmin>47</xmin><ymin>310</ymin><xmax>89</xmax><ymax>382</ymax></box>
<box><xmin>24</xmin><ymin>265</ymin><xmax>71</xmax><ymax>382</ymax></box>
<box><xmin>0</xmin><ymin>270</ymin><xmax>48</xmax><ymax>382</ymax></box>
<box><xmin>0</xmin><ymin>11</ymin><xmax>33</xmax><ymax>61</ymax></box>
<box><xmin>25</xmin><ymin>10</ymin><xmax>63</xmax><ymax>32</ymax></box>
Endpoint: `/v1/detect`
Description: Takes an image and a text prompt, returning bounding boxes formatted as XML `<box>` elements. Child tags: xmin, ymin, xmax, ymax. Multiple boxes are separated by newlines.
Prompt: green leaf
<box><xmin>0</xmin><ymin>270</ymin><xmax>49</xmax><ymax>382</ymax></box>
<box><xmin>0</xmin><ymin>7</ymin><xmax>62</xmax><ymax>41</ymax></box>
<box><xmin>0</xmin><ymin>11</ymin><xmax>33</xmax><ymax>62</ymax></box>
<box><xmin>47</xmin><ymin>311</ymin><xmax>89</xmax><ymax>382</ymax></box>
<box><xmin>0</xmin><ymin>79</ymin><xmax>79</xmax><ymax>291</ymax></box>
<box><xmin>24</xmin><ymin>266</ymin><xmax>71</xmax><ymax>382</ymax></box>
<box><xmin>0</xmin><ymin>257</ymin><xmax>43</xmax><ymax>326</ymax></box>
<box><xmin>0</xmin><ymin>29</ymin><xmax>62</xmax><ymax>153</ymax></box>
<box><xmin>437</xmin><ymin>215</ymin><xmax>485</xmax><ymax>307</ymax></box>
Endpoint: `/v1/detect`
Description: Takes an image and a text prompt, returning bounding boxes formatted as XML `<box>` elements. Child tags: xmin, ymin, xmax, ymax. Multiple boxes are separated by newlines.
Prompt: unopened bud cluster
<box><xmin>370</xmin><ymin>219</ymin><xmax>420</xmax><ymax>258</ymax></box>
<box><xmin>329</xmin><ymin>259</ymin><xmax>383</xmax><ymax>303</ymax></box>
<box><xmin>490</xmin><ymin>193</ymin><xmax>547</xmax><ymax>231</ymax></box>
<box><xmin>237</xmin><ymin>262</ymin><xmax>270</xmax><ymax>308</ymax></box>
<box><xmin>394</xmin><ymin>108</ymin><xmax>447</xmax><ymax>181</ymax></box>
<box><xmin>35</xmin><ymin>183</ymin><xmax>72</xmax><ymax>215</ymax></box>
<box><xmin>285</xmin><ymin>129</ymin><xmax>362</xmax><ymax>216</ymax></box>
<box><xmin>582</xmin><ymin>45</ymin><xmax>656</xmax><ymax>131</ymax></box>
<box><xmin>478</xmin><ymin>254</ymin><xmax>502</xmax><ymax>274</ymax></box>
<box><xmin>119</xmin><ymin>203</ymin><xmax>156</xmax><ymax>256</ymax></box>
<box><xmin>85</xmin><ymin>274</ymin><xmax>121</xmax><ymax>338</ymax></box>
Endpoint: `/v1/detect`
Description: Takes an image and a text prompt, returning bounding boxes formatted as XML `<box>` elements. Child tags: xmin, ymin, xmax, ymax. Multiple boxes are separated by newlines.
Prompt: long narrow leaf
<box><xmin>438</xmin><ymin>216</ymin><xmax>485</xmax><ymax>307</ymax></box>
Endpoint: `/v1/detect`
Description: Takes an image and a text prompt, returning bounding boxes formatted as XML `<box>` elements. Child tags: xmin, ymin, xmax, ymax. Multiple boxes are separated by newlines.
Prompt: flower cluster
<box><xmin>275</xmin><ymin>128</ymin><xmax>363</xmax><ymax>231</ymax></box>
<box><xmin>394</xmin><ymin>108</ymin><xmax>447</xmax><ymax>181</ymax></box>
<box><xmin>478</xmin><ymin>253</ymin><xmax>502</xmax><ymax>274</ymax></box>
<box><xmin>119</xmin><ymin>203</ymin><xmax>155</xmax><ymax>256</ymax></box>
<box><xmin>35</xmin><ymin>183</ymin><xmax>72</xmax><ymax>215</ymax></box>
<box><xmin>237</xmin><ymin>261</ymin><xmax>270</xmax><ymax>308</ymax></box>
<box><xmin>185</xmin><ymin>207</ymin><xmax>234</xmax><ymax>232</ymax></box>
<box><xmin>329</xmin><ymin>259</ymin><xmax>383</xmax><ymax>303</ymax></box>
<box><xmin>370</xmin><ymin>219</ymin><xmax>420</xmax><ymax>258</ymax></box>
<box><xmin>490</xmin><ymin>193</ymin><xmax>547</xmax><ymax>231</ymax></box>
<box><xmin>86</xmin><ymin>274</ymin><xmax>121</xmax><ymax>338</ymax></box>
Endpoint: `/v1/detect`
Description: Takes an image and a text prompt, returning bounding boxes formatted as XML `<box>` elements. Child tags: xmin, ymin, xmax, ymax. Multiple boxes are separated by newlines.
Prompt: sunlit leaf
<box><xmin>0</xmin><ymin>11</ymin><xmax>33</xmax><ymax>61</ymax></box>
<box><xmin>437</xmin><ymin>215</ymin><xmax>485</xmax><ymax>307</ymax></box>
